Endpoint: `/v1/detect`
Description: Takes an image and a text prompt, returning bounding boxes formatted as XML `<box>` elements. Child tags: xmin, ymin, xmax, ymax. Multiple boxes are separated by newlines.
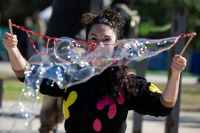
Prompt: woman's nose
<box><xmin>98</xmin><ymin>42</ymin><xmax>104</xmax><ymax>48</ymax></box>
<box><xmin>99</xmin><ymin>42</ymin><xmax>103</xmax><ymax>45</ymax></box>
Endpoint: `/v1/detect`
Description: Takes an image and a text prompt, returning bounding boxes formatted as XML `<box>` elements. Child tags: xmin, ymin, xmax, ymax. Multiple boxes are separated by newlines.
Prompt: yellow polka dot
<box><xmin>149</xmin><ymin>83</ymin><xmax>162</xmax><ymax>93</ymax></box>
<box><xmin>64</xmin><ymin>88</ymin><xmax>67</xmax><ymax>93</ymax></box>
<box><xmin>63</xmin><ymin>91</ymin><xmax>78</xmax><ymax>120</ymax></box>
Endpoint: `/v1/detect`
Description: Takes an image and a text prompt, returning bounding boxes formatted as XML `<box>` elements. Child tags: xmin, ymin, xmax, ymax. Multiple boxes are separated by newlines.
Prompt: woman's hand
<box><xmin>162</xmin><ymin>54</ymin><xmax>187</xmax><ymax>105</ymax></box>
<box><xmin>2</xmin><ymin>32</ymin><xmax>18</xmax><ymax>50</ymax></box>
<box><xmin>171</xmin><ymin>54</ymin><xmax>187</xmax><ymax>74</ymax></box>
<box><xmin>2</xmin><ymin>32</ymin><xmax>27</xmax><ymax>73</ymax></box>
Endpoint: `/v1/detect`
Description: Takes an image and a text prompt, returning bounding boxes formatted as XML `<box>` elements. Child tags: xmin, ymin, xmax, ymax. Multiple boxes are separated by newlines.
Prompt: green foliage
<box><xmin>134</xmin><ymin>0</ymin><xmax>200</xmax><ymax>52</ymax></box>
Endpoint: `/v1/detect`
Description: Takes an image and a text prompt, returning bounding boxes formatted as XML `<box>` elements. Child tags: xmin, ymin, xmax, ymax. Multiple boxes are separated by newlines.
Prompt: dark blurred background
<box><xmin>0</xmin><ymin>0</ymin><xmax>52</xmax><ymax>34</ymax></box>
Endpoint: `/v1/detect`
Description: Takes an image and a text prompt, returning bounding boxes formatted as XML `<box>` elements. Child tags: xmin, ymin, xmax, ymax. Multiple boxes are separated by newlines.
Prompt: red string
<box><xmin>9</xmin><ymin>22</ymin><xmax>195</xmax><ymax>55</ymax></box>
<box><xmin>116</xmin><ymin>32</ymin><xmax>195</xmax><ymax>53</ymax></box>
<box><xmin>9</xmin><ymin>22</ymin><xmax>102</xmax><ymax>55</ymax></box>
<box><xmin>144</xmin><ymin>32</ymin><xmax>195</xmax><ymax>53</ymax></box>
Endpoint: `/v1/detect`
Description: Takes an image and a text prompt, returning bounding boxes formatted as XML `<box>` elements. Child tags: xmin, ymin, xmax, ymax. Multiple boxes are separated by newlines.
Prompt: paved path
<box><xmin>0</xmin><ymin>62</ymin><xmax>13</xmax><ymax>74</ymax></box>
<box><xmin>0</xmin><ymin>101</ymin><xmax>200</xmax><ymax>133</ymax></box>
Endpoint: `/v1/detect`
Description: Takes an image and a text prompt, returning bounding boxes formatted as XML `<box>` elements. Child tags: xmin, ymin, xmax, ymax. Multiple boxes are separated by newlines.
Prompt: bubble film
<box><xmin>24</xmin><ymin>33</ymin><xmax>196</xmax><ymax>90</ymax></box>
<box><xmin>0</xmin><ymin>84</ymin><xmax>40</xmax><ymax>133</ymax></box>
<box><xmin>0</xmin><ymin>22</ymin><xmax>196</xmax><ymax>133</ymax></box>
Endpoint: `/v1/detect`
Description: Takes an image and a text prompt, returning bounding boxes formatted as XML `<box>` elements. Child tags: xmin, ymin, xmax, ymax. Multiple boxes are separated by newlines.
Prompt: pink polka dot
<box><xmin>117</xmin><ymin>95</ymin><xmax>125</xmax><ymax>105</ymax></box>
<box><xmin>93</xmin><ymin>118</ymin><xmax>102</xmax><ymax>132</ymax></box>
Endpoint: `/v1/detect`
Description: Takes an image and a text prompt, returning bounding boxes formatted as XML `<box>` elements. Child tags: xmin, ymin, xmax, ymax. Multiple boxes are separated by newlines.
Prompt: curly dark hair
<box><xmin>82</xmin><ymin>7</ymin><xmax>125</xmax><ymax>40</ymax></box>
<box><xmin>82</xmin><ymin>7</ymin><xmax>138</xmax><ymax>101</ymax></box>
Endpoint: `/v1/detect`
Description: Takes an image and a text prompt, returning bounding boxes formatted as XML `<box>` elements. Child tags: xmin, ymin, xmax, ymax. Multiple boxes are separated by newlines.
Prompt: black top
<box><xmin>18</xmin><ymin>74</ymin><xmax>172</xmax><ymax>133</ymax></box>
<box><xmin>45</xmin><ymin>0</ymin><xmax>90</xmax><ymax>40</ymax></box>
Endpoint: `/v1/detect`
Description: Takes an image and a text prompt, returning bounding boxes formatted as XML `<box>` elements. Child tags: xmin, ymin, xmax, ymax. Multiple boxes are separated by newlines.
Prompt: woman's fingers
<box><xmin>172</xmin><ymin>61</ymin><xmax>182</xmax><ymax>69</ymax></box>
<box><xmin>2</xmin><ymin>38</ymin><xmax>18</xmax><ymax>46</ymax></box>
<box><xmin>173</xmin><ymin>58</ymin><xmax>186</xmax><ymax>67</ymax></box>
<box><xmin>171</xmin><ymin>64</ymin><xmax>180</xmax><ymax>72</ymax></box>
<box><xmin>3</xmin><ymin>32</ymin><xmax>17</xmax><ymax>40</ymax></box>
<box><xmin>175</xmin><ymin>54</ymin><xmax>187</xmax><ymax>63</ymax></box>
<box><xmin>3</xmin><ymin>32</ymin><xmax>12</xmax><ymax>39</ymax></box>
<box><xmin>3</xmin><ymin>33</ymin><xmax>17</xmax><ymax>41</ymax></box>
<box><xmin>2</xmin><ymin>33</ymin><xmax>18</xmax><ymax>49</ymax></box>
<box><xmin>13</xmin><ymin>35</ymin><xmax>17</xmax><ymax>39</ymax></box>
<box><xmin>171</xmin><ymin>54</ymin><xmax>187</xmax><ymax>73</ymax></box>
<box><xmin>2</xmin><ymin>37</ymin><xmax>18</xmax><ymax>43</ymax></box>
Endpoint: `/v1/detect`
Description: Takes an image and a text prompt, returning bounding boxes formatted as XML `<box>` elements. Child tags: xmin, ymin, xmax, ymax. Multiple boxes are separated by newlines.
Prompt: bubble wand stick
<box><xmin>8</xmin><ymin>19</ymin><xmax>14</xmax><ymax>39</ymax></box>
<box><xmin>179</xmin><ymin>32</ymin><xmax>196</xmax><ymax>56</ymax></box>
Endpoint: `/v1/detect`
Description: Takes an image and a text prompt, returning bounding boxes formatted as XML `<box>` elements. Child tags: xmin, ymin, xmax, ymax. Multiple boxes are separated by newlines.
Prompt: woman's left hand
<box><xmin>171</xmin><ymin>54</ymin><xmax>187</xmax><ymax>74</ymax></box>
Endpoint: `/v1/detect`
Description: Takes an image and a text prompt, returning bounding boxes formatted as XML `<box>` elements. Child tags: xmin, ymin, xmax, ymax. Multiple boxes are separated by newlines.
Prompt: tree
<box><xmin>133</xmin><ymin>0</ymin><xmax>200</xmax><ymax>52</ymax></box>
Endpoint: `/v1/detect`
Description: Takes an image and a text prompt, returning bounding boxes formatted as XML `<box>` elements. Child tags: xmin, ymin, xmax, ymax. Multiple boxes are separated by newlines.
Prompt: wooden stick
<box><xmin>8</xmin><ymin>19</ymin><xmax>13</xmax><ymax>39</ymax></box>
<box><xmin>179</xmin><ymin>32</ymin><xmax>196</xmax><ymax>56</ymax></box>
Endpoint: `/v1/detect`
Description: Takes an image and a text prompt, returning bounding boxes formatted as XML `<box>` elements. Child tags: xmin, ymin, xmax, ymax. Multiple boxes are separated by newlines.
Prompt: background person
<box><xmin>18</xmin><ymin>16</ymin><xmax>33</xmax><ymax>60</ymax></box>
<box><xmin>32</xmin><ymin>10</ymin><xmax>47</xmax><ymax>55</ymax></box>
<box><xmin>38</xmin><ymin>0</ymin><xmax>91</xmax><ymax>132</ymax></box>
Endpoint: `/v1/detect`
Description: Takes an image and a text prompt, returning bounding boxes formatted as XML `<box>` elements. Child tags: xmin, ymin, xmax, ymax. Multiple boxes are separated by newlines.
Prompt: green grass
<box><xmin>2</xmin><ymin>89</ymin><xmax>22</xmax><ymax>100</ymax></box>
<box><xmin>2</xmin><ymin>89</ymin><xmax>44</xmax><ymax>102</ymax></box>
<box><xmin>0</xmin><ymin>72</ymin><xmax>199</xmax><ymax>112</ymax></box>
<box><xmin>0</xmin><ymin>72</ymin><xmax>44</xmax><ymax>102</ymax></box>
<box><xmin>3</xmin><ymin>84</ymin><xmax>23</xmax><ymax>91</ymax></box>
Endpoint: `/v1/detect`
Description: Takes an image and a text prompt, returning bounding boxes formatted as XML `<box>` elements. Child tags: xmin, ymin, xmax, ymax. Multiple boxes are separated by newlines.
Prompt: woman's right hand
<box><xmin>2</xmin><ymin>32</ymin><xmax>18</xmax><ymax>50</ymax></box>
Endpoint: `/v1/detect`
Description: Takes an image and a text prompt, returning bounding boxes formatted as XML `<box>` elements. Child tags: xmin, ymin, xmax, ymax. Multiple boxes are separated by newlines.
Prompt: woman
<box><xmin>2</xmin><ymin>7</ymin><xmax>186</xmax><ymax>133</ymax></box>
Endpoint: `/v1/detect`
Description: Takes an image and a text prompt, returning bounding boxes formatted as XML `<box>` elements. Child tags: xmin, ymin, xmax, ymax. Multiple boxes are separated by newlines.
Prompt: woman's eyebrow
<box><xmin>89</xmin><ymin>33</ymin><xmax>97</xmax><ymax>36</ymax></box>
<box><xmin>105</xmin><ymin>35</ymin><xmax>111</xmax><ymax>38</ymax></box>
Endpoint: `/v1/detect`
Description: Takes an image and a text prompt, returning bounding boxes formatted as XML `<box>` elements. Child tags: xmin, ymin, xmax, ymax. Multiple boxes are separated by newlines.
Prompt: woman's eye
<box><xmin>105</xmin><ymin>39</ymin><xmax>111</xmax><ymax>41</ymax></box>
<box><xmin>91</xmin><ymin>38</ymin><xmax>97</xmax><ymax>40</ymax></box>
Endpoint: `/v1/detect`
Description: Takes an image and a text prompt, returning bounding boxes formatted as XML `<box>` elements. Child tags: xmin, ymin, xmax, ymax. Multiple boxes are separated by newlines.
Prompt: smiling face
<box><xmin>87</xmin><ymin>24</ymin><xmax>117</xmax><ymax>68</ymax></box>
<box><xmin>87</xmin><ymin>24</ymin><xmax>116</xmax><ymax>44</ymax></box>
